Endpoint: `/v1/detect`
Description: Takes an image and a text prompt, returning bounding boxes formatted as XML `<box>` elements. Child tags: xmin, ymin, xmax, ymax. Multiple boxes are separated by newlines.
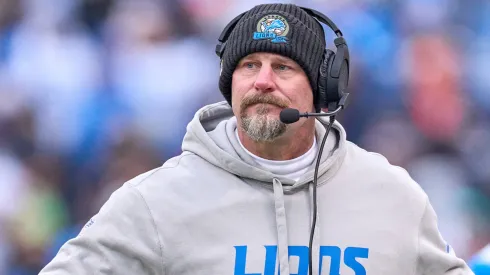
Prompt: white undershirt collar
<box><xmin>235</xmin><ymin>129</ymin><xmax>318</xmax><ymax>181</ymax></box>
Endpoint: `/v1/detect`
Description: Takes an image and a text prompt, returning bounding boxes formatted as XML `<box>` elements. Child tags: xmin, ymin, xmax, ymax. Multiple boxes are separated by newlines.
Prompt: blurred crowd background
<box><xmin>0</xmin><ymin>0</ymin><xmax>489</xmax><ymax>274</ymax></box>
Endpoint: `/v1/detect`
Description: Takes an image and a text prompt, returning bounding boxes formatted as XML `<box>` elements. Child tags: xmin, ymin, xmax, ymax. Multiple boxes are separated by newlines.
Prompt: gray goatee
<box><xmin>239</xmin><ymin>94</ymin><xmax>288</xmax><ymax>142</ymax></box>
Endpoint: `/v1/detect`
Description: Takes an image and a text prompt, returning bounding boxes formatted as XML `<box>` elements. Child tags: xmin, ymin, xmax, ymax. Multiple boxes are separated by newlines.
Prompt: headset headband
<box><xmin>215</xmin><ymin>7</ymin><xmax>345</xmax><ymax>58</ymax></box>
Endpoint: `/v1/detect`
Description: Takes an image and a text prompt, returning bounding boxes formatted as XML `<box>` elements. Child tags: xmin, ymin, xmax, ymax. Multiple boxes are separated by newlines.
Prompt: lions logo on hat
<box><xmin>253</xmin><ymin>14</ymin><xmax>289</xmax><ymax>43</ymax></box>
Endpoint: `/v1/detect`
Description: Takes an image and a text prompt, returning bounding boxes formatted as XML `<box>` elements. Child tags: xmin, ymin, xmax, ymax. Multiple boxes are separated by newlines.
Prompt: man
<box><xmin>40</xmin><ymin>3</ymin><xmax>474</xmax><ymax>275</ymax></box>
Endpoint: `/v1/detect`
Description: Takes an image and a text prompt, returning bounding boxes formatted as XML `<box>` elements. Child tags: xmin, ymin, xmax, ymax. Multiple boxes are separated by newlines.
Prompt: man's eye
<box><xmin>245</xmin><ymin>62</ymin><xmax>256</xmax><ymax>69</ymax></box>
<box><xmin>277</xmin><ymin>65</ymin><xmax>289</xmax><ymax>71</ymax></box>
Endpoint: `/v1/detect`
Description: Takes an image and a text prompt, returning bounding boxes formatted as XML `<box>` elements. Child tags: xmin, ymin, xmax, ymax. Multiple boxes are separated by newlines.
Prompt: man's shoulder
<box><xmin>125</xmin><ymin>152</ymin><xmax>209</xmax><ymax>187</ymax></box>
<box><xmin>343</xmin><ymin>140</ymin><xmax>427</xmax><ymax>200</ymax></box>
<box><xmin>123</xmin><ymin>151</ymin><xmax>229</xmax><ymax>197</ymax></box>
<box><xmin>344</xmin><ymin>140</ymin><xmax>414</xmax><ymax>179</ymax></box>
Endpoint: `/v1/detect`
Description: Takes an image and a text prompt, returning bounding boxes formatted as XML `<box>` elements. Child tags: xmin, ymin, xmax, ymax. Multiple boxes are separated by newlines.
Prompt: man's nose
<box><xmin>254</xmin><ymin>65</ymin><xmax>276</xmax><ymax>92</ymax></box>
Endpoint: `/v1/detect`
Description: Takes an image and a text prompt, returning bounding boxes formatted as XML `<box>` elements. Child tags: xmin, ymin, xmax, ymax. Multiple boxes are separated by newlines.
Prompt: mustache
<box><xmin>240</xmin><ymin>94</ymin><xmax>289</xmax><ymax>111</ymax></box>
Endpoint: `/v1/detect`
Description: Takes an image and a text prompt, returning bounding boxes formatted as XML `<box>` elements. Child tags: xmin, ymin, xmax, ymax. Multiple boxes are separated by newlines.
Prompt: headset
<box><xmin>215</xmin><ymin>6</ymin><xmax>350</xmax><ymax>113</ymax></box>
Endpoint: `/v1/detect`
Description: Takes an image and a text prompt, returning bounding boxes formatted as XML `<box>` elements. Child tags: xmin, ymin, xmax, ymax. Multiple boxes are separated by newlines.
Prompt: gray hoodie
<box><xmin>39</xmin><ymin>101</ymin><xmax>474</xmax><ymax>275</ymax></box>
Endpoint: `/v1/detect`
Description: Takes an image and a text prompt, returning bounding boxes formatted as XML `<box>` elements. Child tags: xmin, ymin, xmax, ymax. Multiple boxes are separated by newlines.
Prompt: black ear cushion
<box><xmin>338</xmin><ymin>59</ymin><xmax>349</xmax><ymax>94</ymax></box>
<box><xmin>316</xmin><ymin>49</ymin><xmax>335</xmax><ymax>111</ymax></box>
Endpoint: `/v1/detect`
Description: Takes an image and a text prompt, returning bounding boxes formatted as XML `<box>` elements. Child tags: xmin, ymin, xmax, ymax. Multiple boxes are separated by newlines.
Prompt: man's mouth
<box><xmin>248</xmin><ymin>102</ymin><xmax>282</xmax><ymax>108</ymax></box>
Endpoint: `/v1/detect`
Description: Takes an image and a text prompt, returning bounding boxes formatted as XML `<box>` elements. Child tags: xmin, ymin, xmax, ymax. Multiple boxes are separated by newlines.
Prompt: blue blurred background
<box><xmin>0</xmin><ymin>0</ymin><xmax>489</xmax><ymax>274</ymax></box>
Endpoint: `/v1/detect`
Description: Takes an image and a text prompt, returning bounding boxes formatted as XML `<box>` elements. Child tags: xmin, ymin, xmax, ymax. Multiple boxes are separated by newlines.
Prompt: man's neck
<box><xmin>237</xmin><ymin>122</ymin><xmax>316</xmax><ymax>161</ymax></box>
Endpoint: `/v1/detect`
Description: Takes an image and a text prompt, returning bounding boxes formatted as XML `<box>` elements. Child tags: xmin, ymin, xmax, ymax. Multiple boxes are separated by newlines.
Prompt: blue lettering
<box><xmin>234</xmin><ymin>245</ymin><xmax>369</xmax><ymax>275</ymax></box>
<box><xmin>264</xmin><ymin>246</ymin><xmax>277</xmax><ymax>275</ymax></box>
<box><xmin>344</xmin><ymin>247</ymin><xmax>369</xmax><ymax>275</ymax></box>
<box><xmin>264</xmin><ymin>246</ymin><xmax>308</xmax><ymax>275</ymax></box>
<box><xmin>271</xmin><ymin>36</ymin><xmax>287</xmax><ymax>43</ymax></box>
<box><xmin>288</xmin><ymin>246</ymin><xmax>308</xmax><ymax>275</ymax></box>
<box><xmin>319</xmin><ymin>246</ymin><xmax>342</xmax><ymax>275</ymax></box>
<box><xmin>234</xmin><ymin>246</ymin><xmax>261</xmax><ymax>275</ymax></box>
<box><xmin>253</xmin><ymin>32</ymin><xmax>276</xmax><ymax>40</ymax></box>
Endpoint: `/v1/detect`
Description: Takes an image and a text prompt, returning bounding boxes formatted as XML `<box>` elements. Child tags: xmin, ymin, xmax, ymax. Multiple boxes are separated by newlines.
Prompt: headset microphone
<box><xmin>279</xmin><ymin>93</ymin><xmax>349</xmax><ymax>124</ymax></box>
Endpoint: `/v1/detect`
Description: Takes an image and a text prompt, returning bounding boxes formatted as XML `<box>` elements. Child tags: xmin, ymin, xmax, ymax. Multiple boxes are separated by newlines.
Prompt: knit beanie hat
<box><xmin>218</xmin><ymin>3</ymin><xmax>326</xmax><ymax>107</ymax></box>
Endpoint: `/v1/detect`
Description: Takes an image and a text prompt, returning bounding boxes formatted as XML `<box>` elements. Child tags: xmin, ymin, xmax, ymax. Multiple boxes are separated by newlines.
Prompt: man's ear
<box><xmin>321</xmin><ymin>108</ymin><xmax>329</xmax><ymax>113</ymax></box>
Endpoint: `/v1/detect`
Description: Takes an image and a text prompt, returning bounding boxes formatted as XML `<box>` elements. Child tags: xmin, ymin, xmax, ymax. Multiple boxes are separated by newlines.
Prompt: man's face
<box><xmin>231</xmin><ymin>52</ymin><xmax>314</xmax><ymax>142</ymax></box>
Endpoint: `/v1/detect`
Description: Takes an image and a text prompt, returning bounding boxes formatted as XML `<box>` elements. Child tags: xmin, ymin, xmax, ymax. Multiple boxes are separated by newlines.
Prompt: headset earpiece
<box><xmin>323</xmin><ymin>37</ymin><xmax>350</xmax><ymax>111</ymax></box>
<box><xmin>299</xmin><ymin>7</ymin><xmax>350</xmax><ymax>112</ymax></box>
<box><xmin>215</xmin><ymin>12</ymin><xmax>246</xmax><ymax>58</ymax></box>
<box><xmin>316</xmin><ymin>49</ymin><xmax>335</xmax><ymax>112</ymax></box>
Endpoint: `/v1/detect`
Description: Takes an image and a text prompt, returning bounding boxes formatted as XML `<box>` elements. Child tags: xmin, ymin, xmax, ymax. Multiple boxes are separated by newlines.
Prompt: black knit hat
<box><xmin>218</xmin><ymin>3</ymin><xmax>326</xmax><ymax>106</ymax></box>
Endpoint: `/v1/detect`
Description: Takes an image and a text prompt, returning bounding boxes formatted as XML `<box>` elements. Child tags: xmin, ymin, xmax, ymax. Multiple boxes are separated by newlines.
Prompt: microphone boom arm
<box><xmin>300</xmin><ymin>105</ymin><xmax>343</xmax><ymax>118</ymax></box>
<box><xmin>300</xmin><ymin>92</ymin><xmax>349</xmax><ymax>118</ymax></box>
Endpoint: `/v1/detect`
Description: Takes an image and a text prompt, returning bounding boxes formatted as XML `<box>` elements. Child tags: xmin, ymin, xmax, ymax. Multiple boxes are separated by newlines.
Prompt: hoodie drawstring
<box><xmin>273</xmin><ymin>178</ymin><xmax>290</xmax><ymax>275</ymax></box>
<box><xmin>272</xmin><ymin>179</ymin><xmax>321</xmax><ymax>275</ymax></box>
